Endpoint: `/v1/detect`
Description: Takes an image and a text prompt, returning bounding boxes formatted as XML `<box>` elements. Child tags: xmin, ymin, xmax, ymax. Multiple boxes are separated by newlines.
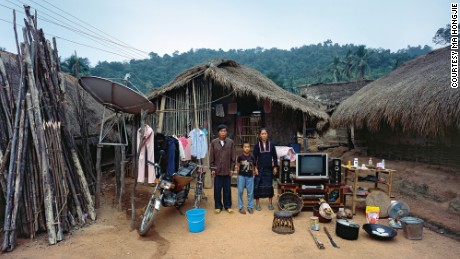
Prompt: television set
<box><xmin>295</xmin><ymin>153</ymin><xmax>329</xmax><ymax>179</ymax></box>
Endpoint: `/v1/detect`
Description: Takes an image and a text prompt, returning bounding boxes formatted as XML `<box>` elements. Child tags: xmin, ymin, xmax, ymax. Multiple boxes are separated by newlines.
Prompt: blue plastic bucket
<box><xmin>185</xmin><ymin>208</ymin><xmax>206</xmax><ymax>233</ymax></box>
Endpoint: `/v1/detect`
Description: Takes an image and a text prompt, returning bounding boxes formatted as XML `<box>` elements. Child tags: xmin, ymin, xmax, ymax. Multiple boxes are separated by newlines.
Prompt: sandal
<box><xmin>255</xmin><ymin>205</ymin><xmax>262</xmax><ymax>211</ymax></box>
<box><xmin>268</xmin><ymin>205</ymin><xmax>274</xmax><ymax>210</ymax></box>
<box><xmin>214</xmin><ymin>209</ymin><xmax>222</xmax><ymax>214</ymax></box>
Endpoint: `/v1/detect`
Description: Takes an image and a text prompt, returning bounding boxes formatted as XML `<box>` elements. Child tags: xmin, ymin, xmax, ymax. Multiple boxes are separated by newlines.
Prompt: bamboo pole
<box><xmin>131</xmin><ymin>110</ymin><xmax>146</xmax><ymax>230</ymax></box>
<box><xmin>8</xmin><ymin>100</ymin><xmax>29</xmax><ymax>251</ymax></box>
<box><xmin>118</xmin><ymin>145</ymin><xmax>126</xmax><ymax>210</ymax></box>
<box><xmin>95</xmin><ymin>144</ymin><xmax>103</xmax><ymax>209</ymax></box>
<box><xmin>23</xmin><ymin>39</ymin><xmax>57</xmax><ymax>245</ymax></box>
<box><xmin>192</xmin><ymin>81</ymin><xmax>199</xmax><ymax>129</ymax></box>
<box><xmin>156</xmin><ymin>96</ymin><xmax>166</xmax><ymax>132</ymax></box>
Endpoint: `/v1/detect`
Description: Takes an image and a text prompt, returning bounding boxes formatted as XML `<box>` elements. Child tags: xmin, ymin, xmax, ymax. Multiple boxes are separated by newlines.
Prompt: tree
<box><xmin>433</xmin><ymin>24</ymin><xmax>451</xmax><ymax>45</ymax></box>
<box><xmin>341</xmin><ymin>50</ymin><xmax>354</xmax><ymax>80</ymax></box>
<box><xmin>352</xmin><ymin>45</ymin><xmax>369</xmax><ymax>79</ymax></box>
<box><xmin>0</xmin><ymin>46</ymin><xmax>5</xmax><ymax>51</ymax></box>
<box><xmin>61</xmin><ymin>53</ymin><xmax>91</xmax><ymax>77</ymax></box>
<box><xmin>328</xmin><ymin>56</ymin><xmax>342</xmax><ymax>82</ymax></box>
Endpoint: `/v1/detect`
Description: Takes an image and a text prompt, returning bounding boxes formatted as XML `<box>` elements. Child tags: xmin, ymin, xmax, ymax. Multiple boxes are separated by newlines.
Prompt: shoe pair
<box><xmin>239</xmin><ymin>208</ymin><xmax>254</xmax><ymax>214</ymax></box>
<box><xmin>215</xmin><ymin>208</ymin><xmax>234</xmax><ymax>214</ymax></box>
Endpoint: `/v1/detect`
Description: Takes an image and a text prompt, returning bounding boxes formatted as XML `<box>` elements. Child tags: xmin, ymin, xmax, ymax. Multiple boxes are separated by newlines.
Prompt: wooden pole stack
<box><xmin>0</xmin><ymin>6</ymin><xmax>96</xmax><ymax>252</ymax></box>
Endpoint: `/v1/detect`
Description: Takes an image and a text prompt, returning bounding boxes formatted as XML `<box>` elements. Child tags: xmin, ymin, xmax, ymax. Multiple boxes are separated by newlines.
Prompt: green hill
<box><xmin>83</xmin><ymin>42</ymin><xmax>432</xmax><ymax>94</ymax></box>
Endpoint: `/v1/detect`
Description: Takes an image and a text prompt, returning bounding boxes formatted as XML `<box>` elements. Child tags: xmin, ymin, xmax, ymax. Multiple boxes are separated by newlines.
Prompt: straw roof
<box><xmin>0</xmin><ymin>50</ymin><xmax>106</xmax><ymax>142</ymax></box>
<box><xmin>332</xmin><ymin>46</ymin><xmax>459</xmax><ymax>136</ymax></box>
<box><xmin>148</xmin><ymin>59</ymin><xmax>329</xmax><ymax>123</ymax></box>
<box><xmin>300</xmin><ymin>80</ymin><xmax>372</xmax><ymax>113</ymax></box>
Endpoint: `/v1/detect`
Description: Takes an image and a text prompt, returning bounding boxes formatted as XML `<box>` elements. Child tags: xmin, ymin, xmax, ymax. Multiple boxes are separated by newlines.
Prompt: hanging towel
<box><xmin>216</xmin><ymin>104</ymin><xmax>225</xmax><ymax>117</ymax></box>
<box><xmin>227</xmin><ymin>103</ymin><xmax>237</xmax><ymax>114</ymax></box>
<box><xmin>137</xmin><ymin>125</ymin><xmax>155</xmax><ymax>183</ymax></box>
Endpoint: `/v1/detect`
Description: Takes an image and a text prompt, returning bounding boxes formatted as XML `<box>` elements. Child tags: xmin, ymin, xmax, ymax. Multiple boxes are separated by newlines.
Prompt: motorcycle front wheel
<box><xmin>138</xmin><ymin>196</ymin><xmax>159</xmax><ymax>236</ymax></box>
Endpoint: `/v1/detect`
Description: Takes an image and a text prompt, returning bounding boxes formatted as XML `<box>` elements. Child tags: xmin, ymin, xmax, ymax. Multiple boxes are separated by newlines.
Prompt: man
<box><xmin>209</xmin><ymin>124</ymin><xmax>235</xmax><ymax>214</ymax></box>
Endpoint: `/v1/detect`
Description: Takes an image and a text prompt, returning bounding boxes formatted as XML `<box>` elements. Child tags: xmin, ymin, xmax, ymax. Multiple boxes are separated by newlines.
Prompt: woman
<box><xmin>253</xmin><ymin>128</ymin><xmax>278</xmax><ymax>210</ymax></box>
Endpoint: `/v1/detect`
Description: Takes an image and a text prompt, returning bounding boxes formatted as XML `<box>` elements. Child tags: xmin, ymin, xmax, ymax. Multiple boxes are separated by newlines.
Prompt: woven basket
<box><xmin>277</xmin><ymin>192</ymin><xmax>303</xmax><ymax>216</ymax></box>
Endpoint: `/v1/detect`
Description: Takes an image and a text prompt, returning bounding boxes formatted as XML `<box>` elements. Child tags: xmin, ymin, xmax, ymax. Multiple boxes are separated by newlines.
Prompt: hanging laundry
<box><xmin>174</xmin><ymin>136</ymin><xmax>186</xmax><ymax>161</ymax></box>
<box><xmin>275</xmin><ymin>146</ymin><xmax>297</xmax><ymax>162</ymax></box>
<box><xmin>227</xmin><ymin>103</ymin><xmax>237</xmax><ymax>114</ymax></box>
<box><xmin>167</xmin><ymin>136</ymin><xmax>179</xmax><ymax>176</ymax></box>
<box><xmin>189</xmin><ymin>128</ymin><xmax>208</xmax><ymax>159</ymax></box>
<box><xmin>264</xmin><ymin>99</ymin><xmax>272</xmax><ymax>113</ymax></box>
<box><xmin>179</xmin><ymin>136</ymin><xmax>192</xmax><ymax>161</ymax></box>
<box><xmin>137</xmin><ymin>125</ymin><xmax>155</xmax><ymax>183</ymax></box>
<box><xmin>216</xmin><ymin>104</ymin><xmax>225</xmax><ymax>117</ymax></box>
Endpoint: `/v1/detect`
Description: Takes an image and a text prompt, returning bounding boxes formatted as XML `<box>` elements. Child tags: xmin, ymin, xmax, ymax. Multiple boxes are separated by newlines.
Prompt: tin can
<box><xmin>310</xmin><ymin>216</ymin><xmax>320</xmax><ymax>231</ymax></box>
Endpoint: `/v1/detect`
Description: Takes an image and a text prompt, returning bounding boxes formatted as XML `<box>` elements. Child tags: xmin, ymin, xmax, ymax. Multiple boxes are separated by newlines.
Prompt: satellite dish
<box><xmin>79</xmin><ymin>76</ymin><xmax>155</xmax><ymax>114</ymax></box>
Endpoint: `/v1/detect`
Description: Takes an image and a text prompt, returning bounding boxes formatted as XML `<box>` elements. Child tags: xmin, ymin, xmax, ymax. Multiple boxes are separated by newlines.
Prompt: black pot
<box><xmin>336</xmin><ymin>219</ymin><xmax>360</xmax><ymax>240</ymax></box>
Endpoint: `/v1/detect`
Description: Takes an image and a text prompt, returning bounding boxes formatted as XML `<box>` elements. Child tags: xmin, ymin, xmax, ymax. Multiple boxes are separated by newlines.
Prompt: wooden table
<box><xmin>341</xmin><ymin>165</ymin><xmax>396</xmax><ymax>214</ymax></box>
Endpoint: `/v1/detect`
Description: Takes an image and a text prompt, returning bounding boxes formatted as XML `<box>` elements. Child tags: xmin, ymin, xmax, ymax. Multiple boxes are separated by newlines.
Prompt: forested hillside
<box><xmin>73</xmin><ymin>42</ymin><xmax>432</xmax><ymax>94</ymax></box>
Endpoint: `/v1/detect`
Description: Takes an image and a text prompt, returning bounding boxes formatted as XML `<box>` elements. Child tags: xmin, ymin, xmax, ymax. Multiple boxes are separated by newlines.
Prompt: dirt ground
<box><xmin>3</xmin><ymin>148</ymin><xmax>460</xmax><ymax>258</ymax></box>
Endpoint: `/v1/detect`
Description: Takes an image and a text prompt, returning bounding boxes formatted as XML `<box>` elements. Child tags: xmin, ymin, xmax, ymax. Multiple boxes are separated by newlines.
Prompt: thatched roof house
<box><xmin>331</xmin><ymin>47</ymin><xmax>460</xmax><ymax>167</ymax></box>
<box><xmin>148</xmin><ymin>59</ymin><xmax>329</xmax><ymax>146</ymax></box>
<box><xmin>300</xmin><ymin>80</ymin><xmax>372</xmax><ymax>114</ymax></box>
<box><xmin>0</xmin><ymin>51</ymin><xmax>106</xmax><ymax>144</ymax></box>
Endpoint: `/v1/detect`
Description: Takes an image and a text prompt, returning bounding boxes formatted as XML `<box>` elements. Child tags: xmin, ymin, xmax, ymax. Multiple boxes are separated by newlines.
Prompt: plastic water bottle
<box><xmin>382</xmin><ymin>159</ymin><xmax>385</xmax><ymax>169</ymax></box>
<box><xmin>368</xmin><ymin>158</ymin><xmax>373</xmax><ymax>166</ymax></box>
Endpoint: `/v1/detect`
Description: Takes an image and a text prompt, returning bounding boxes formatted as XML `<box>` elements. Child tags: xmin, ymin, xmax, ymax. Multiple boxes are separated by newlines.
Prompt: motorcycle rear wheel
<box><xmin>138</xmin><ymin>196</ymin><xmax>159</xmax><ymax>236</ymax></box>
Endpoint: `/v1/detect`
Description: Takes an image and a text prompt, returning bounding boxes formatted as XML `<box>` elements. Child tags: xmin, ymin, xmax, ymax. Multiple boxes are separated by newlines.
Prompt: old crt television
<box><xmin>295</xmin><ymin>153</ymin><xmax>329</xmax><ymax>179</ymax></box>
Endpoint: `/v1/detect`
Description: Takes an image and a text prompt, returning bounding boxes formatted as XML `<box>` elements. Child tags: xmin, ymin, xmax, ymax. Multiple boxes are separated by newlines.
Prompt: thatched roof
<box><xmin>148</xmin><ymin>59</ymin><xmax>329</xmax><ymax>123</ymax></box>
<box><xmin>332</xmin><ymin>46</ymin><xmax>459</xmax><ymax>136</ymax></box>
<box><xmin>300</xmin><ymin>80</ymin><xmax>372</xmax><ymax>113</ymax></box>
<box><xmin>0</xmin><ymin>50</ymin><xmax>106</xmax><ymax>143</ymax></box>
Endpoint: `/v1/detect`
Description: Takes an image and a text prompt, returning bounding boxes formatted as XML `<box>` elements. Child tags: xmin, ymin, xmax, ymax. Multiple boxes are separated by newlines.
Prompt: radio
<box><xmin>329</xmin><ymin>158</ymin><xmax>342</xmax><ymax>183</ymax></box>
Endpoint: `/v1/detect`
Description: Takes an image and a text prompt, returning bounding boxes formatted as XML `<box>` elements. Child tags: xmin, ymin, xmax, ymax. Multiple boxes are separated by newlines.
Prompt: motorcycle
<box><xmin>138</xmin><ymin>151</ymin><xmax>212</xmax><ymax>236</ymax></box>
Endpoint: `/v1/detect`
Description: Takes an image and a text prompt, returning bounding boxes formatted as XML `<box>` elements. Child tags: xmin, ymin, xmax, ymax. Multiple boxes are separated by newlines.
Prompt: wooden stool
<box><xmin>272</xmin><ymin>211</ymin><xmax>295</xmax><ymax>234</ymax></box>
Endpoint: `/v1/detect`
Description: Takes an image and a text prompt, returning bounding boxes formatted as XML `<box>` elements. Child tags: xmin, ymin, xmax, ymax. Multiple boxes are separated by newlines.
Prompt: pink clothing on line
<box><xmin>183</xmin><ymin>137</ymin><xmax>192</xmax><ymax>161</ymax></box>
<box><xmin>137</xmin><ymin>125</ymin><xmax>155</xmax><ymax>183</ymax></box>
<box><xmin>275</xmin><ymin>146</ymin><xmax>296</xmax><ymax>162</ymax></box>
<box><xmin>228</xmin><ymin>103</ymin><xmax>237</xmax><ymax>114</ymax></box>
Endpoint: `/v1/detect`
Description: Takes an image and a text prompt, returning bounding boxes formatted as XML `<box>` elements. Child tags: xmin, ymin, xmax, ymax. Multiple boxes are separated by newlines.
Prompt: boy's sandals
<box><xmin>255</xmin><ymin>205</ymin><xmax>262</xmax><ymax>211</ymax></box>
<box><xmin>268</xmin><ymin>205</ymin><xmax>275</xmax><ymax>210</ymax></box>
<box><xmin>214</xmin><ymin>209</ymin><xmax>222</xmax><ymax>214</ymax></box>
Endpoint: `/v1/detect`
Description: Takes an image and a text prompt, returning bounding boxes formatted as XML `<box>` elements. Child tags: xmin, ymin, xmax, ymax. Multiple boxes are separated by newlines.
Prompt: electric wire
<box><xmin>18</xmin><ymin>0</ymin><xmax>147</xmax><ymax>58</ymax></box>
<box><xmin>1</xmin><ymin>2</ymin><xmax>148</xmax><ymax>61</ymax></box>
<box><xmin>7</xmin><ymin>0</ymin><xmax>145</xmax><ymax>59</ymax></box>
<box><xmin>40</xmin><ymin>0</ymin><xmax>149</xmax><ymax>56</ymax></box>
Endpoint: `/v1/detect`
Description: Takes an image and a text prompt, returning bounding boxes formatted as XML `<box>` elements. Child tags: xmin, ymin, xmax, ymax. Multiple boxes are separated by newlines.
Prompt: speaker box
<box><xmin>329</xmin><ymin>158</ymin><xmax>341</xmax><ymax>183</ymax></box>
<box><xmin>280</xmin><ymin>159</ymin><xmax>290</xmax><ymax>183</ymax></box>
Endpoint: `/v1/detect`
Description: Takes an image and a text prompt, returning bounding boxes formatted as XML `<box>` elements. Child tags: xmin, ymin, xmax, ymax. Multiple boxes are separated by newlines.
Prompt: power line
<box><xmin>22</xmin><ymin>0</ymin><xmax>147</xmax><ymax>58</ymax></box>
<box><xmin>8</xmin><ymin>0</ymin><xmax>145</xmax><ymax>59</ymax></box>
<box><xmin>38</xmin><ymin>0</ymin><xmax>149</xmax><ymax>56</ymax></box>
<box><xmin>0</xmin><ymin>17</ymin><xmax>134</xmax><ymax>59</ymax></box>
<box><xmin>1</xmin><ymin>2</ymin><xmax>149</xmax><ymax>61</ymax></box>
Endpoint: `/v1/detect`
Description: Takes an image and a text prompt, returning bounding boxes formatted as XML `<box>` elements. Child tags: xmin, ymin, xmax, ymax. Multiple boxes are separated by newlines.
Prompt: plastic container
<box><xmin>353</xmin><ymin>158</ymin><xmax>359</xmax><ymax>168</ymax></box>
<box><xmin>400</xmin><ymin>217</ymin><xmax>424</xmax><ymax>240</ymax></box>
<box><xmin>185</xmin><ymin>208</ymin><xmax>206</xmax><ymax>233</ymax></box>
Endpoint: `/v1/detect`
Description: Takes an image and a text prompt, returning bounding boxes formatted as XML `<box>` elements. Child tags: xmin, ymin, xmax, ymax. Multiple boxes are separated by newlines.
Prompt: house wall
<box><xmin>357</xmin><ymin>124</ymin><xmax>460</xmax><ymax>168</ymax></box>
<box><xmin>263</xmin><ymin>103</ymin><xmax>301</xmax><ymax>146</ymax></box>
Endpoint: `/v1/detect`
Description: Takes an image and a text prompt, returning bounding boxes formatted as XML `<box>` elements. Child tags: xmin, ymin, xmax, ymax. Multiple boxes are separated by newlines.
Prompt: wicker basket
<box><xmin>277</xmin><ymin>192</ymin><xmax>303</xmax><ymax>216</ymax></box>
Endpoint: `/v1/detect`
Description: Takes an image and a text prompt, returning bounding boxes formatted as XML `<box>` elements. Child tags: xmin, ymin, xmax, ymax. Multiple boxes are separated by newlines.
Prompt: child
<box><xmin>235</xmin><ymin>142</ymin><xmax>257</xmax><ymax>214</ymax></box>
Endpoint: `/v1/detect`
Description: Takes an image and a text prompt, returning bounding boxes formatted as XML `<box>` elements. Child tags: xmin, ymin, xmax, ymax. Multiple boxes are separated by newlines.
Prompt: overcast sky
<box><xmin>0</xmin><ymin>0</ymin><xmax>452</xmax><ymax>66</ymax></box>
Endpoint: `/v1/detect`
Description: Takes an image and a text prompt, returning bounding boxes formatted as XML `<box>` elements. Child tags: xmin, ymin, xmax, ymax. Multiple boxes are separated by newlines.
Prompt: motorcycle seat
<box><xmin>176</xmin><ymin>163</ymin><xmax>197</xmax><ymax>177</ymax></box>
